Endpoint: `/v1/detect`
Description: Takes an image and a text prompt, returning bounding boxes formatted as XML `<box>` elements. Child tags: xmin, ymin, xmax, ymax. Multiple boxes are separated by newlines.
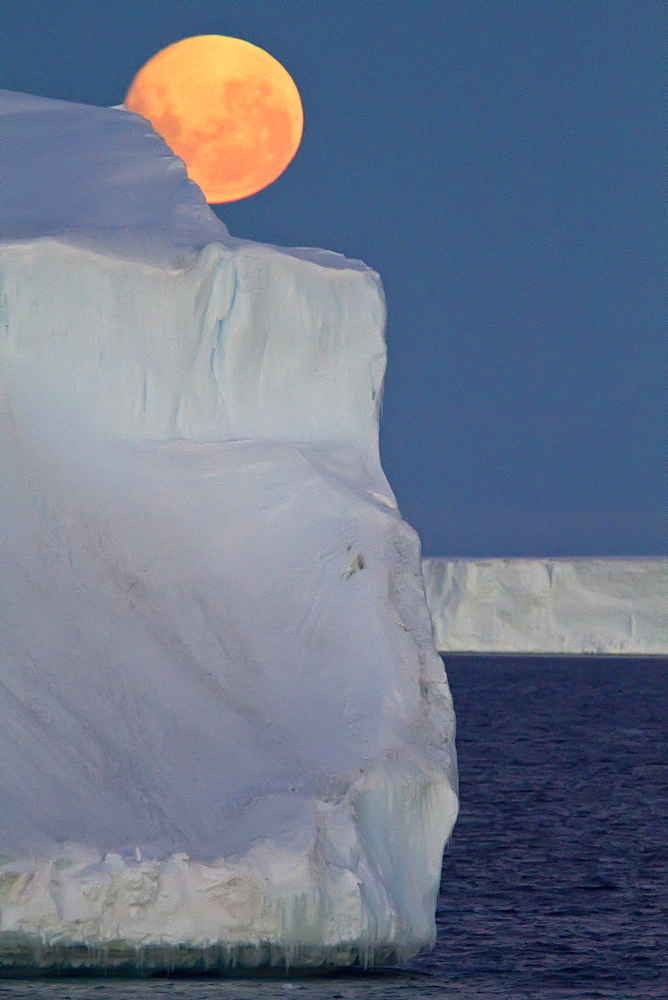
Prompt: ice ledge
<box><xmin>422</xmin><ymin>558</ymin><xmax>668</xmax><ymax>656</ymax></box>
<box><xmin>0</xmin><ymin>773</ymin><xmax>457</xmax><ymax>973</ymax></box>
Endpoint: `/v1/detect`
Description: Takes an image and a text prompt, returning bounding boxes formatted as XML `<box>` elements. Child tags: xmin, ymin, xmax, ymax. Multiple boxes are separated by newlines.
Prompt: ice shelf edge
<box><xmin>422</xmin><ymin>557</ymin><xmax>668</xmax><ymax>655</ymax></box>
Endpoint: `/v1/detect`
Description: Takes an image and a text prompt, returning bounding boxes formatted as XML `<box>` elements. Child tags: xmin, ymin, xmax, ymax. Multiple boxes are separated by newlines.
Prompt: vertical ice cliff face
<box><xmin>0</xmin><ymin>90</ymin><xmax>457</xmax><ymax>972</ymax></box>
<box><xmin>1</xmin><ymin>238</ymin><xmax>387</xmax><ymax>470</ymax></box>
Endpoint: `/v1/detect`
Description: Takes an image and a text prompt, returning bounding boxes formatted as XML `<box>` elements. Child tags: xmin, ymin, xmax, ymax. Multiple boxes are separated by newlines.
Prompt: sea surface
<box><xmin>1</xmin><ymin>656</ymin><xmax>666</xmax><ymax>1000</ymax></box>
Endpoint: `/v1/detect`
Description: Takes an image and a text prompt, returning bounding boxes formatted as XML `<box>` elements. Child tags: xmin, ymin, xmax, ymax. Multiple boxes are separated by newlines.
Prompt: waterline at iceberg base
<box><xmin>0</xmin><ymin>90</ymin><xmax>458</xmax><ymax>973</ymax></box>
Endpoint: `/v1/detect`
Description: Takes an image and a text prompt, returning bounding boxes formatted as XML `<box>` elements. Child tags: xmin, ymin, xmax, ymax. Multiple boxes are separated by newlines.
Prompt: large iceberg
<box><xmin>0</xmin><ymin>91</ymin><xmax>457</xmax><ymax>973</ymax></box>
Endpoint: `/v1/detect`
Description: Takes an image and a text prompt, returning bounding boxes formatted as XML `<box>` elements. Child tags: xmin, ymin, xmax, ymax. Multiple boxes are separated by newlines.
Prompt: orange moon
<box><xmin>125</xmin><ymin>35</ymin><xmax>303</xmax><ymax>203</ymax></box>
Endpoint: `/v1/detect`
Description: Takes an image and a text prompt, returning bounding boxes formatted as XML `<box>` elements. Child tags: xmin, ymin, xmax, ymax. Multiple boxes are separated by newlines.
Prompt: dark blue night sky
<box><xmin>2</xmin><ymin>0</ymin><xmax>665</xmax><ymax>556</ymax></box>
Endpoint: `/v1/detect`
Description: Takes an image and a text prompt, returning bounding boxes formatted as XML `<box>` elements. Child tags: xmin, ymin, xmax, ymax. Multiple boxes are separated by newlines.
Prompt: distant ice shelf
<box><xmin>422</xmin><ymin>558</ymin><xmax>668</xmax><ymax>656</ymax></box>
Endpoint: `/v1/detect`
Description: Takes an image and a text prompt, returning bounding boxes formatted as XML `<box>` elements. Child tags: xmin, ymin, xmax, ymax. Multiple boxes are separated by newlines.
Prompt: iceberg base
<box><xmin>0</xmin><ymin>939</ymin><xmax>410</xmax><ymax>976</ymax></box>
<box><xmin>0</xmin><ymin>775</ymin><xmax>457</xmax><ymax>974</ymax></box>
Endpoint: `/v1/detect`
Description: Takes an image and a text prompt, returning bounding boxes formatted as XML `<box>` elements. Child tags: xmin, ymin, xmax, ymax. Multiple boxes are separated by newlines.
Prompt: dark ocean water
<box><xmin>1</xmin><ymin>656</ymin><xmax>666</xmax><ymax>1000</ymax></box>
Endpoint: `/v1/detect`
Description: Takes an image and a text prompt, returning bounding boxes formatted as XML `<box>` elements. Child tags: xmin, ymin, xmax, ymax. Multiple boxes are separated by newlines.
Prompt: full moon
<box><xmin>125</xmin><ymin>35</ymin><xmax>303</xmax><ymax>203</ymax></box>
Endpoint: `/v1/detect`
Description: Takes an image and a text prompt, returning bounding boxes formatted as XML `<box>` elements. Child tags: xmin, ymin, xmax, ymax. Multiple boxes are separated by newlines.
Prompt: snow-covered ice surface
<box><xmin>0</xmin><ymin>91</ymin><xmax>457</xmax><ymax>973</ymax></box>
<box><xmin>423</xmin><ymin>558</ymin><xmax>668</xmax><ymax>655</ymax></box>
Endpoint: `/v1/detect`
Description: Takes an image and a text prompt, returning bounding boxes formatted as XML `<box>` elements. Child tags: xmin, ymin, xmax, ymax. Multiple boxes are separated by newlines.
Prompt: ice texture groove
<box><xmin>0</xmin><ymin>90</ymin><xmax>457</xmax><ymax>972</ymax></box>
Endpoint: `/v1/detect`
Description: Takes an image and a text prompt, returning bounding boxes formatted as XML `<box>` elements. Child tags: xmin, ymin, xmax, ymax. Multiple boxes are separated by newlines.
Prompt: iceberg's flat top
<box><xmin>0</xmin><ymin>89</ymin><xmax>230</xmax><ymax>261</ymax></box>
<box><xmin>0</xmin><ymin>89</ymin><xmax>373</xmax><ymax>280</ymax></box>
<box><xmin>423</xmin><ymin>557</ymin><xmax>668</xmax><ymax>655</ymax></box>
